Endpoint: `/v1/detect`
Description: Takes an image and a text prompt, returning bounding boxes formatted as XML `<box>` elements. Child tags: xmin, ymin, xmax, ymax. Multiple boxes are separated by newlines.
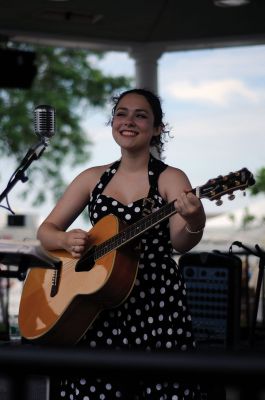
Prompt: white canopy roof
<box><xmin>197</xmin><ymin>197</ymin><xmax>265</xmax><ymax>252</ymax></box>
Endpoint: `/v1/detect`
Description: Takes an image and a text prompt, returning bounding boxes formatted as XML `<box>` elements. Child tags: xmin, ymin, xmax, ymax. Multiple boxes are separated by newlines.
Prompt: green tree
<box><xmin>241</xmin><ymin>207</ymin><xmax>255</xmax><ymax>229</ymax></box>
<box><xmin>250</xmin><ymin>167</ymin><xmax>265</xmax><ymax>196</ymax></box>
<box><xmin>0</xmin><ymin>43</ymin><xmax>132</xmax><ymax>210</ymax></box>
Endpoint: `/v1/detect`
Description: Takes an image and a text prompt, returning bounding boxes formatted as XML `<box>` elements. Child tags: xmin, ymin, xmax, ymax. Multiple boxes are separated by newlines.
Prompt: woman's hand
<box><xmin>63</xmin><ymin>228</ymin><xmax>89</xmax><ymax>258</ymax></box>
<box><xmin>174</xmin><ymin>191</ymin><xmax>206</xmax><ymax>231</ymax></box>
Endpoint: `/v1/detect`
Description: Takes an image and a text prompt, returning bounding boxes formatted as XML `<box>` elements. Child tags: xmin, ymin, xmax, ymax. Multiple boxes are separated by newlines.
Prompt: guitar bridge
<box><xmin>50</xmin><ymin>267</ymin><xmax>61</xmax><ymax>297</ymax></box>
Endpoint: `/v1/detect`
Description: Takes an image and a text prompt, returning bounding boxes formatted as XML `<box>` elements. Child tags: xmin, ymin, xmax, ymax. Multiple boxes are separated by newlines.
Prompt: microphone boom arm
<box><xmin>0</xmin><ymin>137</ymin><xmax>49</xmax><ymax>204</ymax></box>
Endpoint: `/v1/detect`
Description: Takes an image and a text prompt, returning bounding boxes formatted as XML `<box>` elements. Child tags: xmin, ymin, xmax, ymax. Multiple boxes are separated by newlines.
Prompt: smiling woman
<box><xmin>110</xmin><ymin>88</ymin><xmax>169</xmax><ymax>160</ymax></box>
<box><xmin>22</xmin><ymin>87</ymin><xmax>208</xmax><ymax>399</ymax></box>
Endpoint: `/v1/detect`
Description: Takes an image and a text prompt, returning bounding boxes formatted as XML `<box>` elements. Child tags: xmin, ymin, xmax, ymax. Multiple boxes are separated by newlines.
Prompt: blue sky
<box><xmin>1</xmin><ymin>43</ymin><xmax>265</xmax><ymax>230</ymax></box>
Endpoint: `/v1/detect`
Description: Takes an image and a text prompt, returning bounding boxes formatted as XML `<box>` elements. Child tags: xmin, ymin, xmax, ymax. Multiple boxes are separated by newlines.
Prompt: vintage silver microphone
<box><xmin>19</xmin><ymin>105</ymin><xmax>56</xmax><ymax>162</ymax></box>
<box><xmin>34</xmin><ymin>104</ymin><xmax>56</xmax><ymax>140</ymax></box>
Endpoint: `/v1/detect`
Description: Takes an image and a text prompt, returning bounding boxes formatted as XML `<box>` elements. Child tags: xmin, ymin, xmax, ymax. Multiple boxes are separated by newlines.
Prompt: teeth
<box><xmin>121</xmin><ymin>130</ymin><xmax>137</xmax><ymax>136</ymax></box>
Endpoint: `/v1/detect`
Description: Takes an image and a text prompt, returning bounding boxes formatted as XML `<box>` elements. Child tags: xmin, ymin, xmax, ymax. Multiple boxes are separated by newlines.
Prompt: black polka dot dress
<box><xmin>53</xmin><ymin>154</ymin><xmax>201</xmax><ymax>400</ymax></box>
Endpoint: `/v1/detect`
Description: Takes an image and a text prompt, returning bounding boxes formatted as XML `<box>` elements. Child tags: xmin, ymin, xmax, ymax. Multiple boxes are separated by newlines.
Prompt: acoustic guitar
<box><xmin>18</xmin><ymin>168</ymin><xmax>255</xmax><ymax>345</ymax></box>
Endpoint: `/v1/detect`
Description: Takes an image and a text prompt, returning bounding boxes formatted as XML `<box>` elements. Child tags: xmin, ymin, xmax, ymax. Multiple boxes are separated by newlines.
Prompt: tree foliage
<box><xmin>0</xmin><ymin>43</ymin><xmax>132</xmax><ymax>208</ymax></box>
<box><xmin>250</xmin><ymin>167</ymin><xmax>265</xmax><ymax>196</ymax></box>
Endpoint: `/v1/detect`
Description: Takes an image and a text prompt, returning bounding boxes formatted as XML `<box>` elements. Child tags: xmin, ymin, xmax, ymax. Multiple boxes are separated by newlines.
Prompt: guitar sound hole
<box><xmin>75</xmin><ymin>246</ymin><xmax>95</xmax><ymax>272</ymax></box>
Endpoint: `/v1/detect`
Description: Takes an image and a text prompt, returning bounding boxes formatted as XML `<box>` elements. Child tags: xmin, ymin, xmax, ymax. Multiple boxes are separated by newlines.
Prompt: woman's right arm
<box><xmin>37</xmin><ymin>167</ymin><xmax>100</xmax><ymax>257</ymax></box>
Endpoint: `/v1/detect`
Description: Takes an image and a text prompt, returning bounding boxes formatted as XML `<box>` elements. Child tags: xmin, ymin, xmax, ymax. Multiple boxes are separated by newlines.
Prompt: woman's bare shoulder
<box><xmin>81</xmin><ymin>163</ymin><xmax>112</xmax><ymax>177</ymax></box>
<box><xmin>73</xmin><ymin>163</ymin><xmax>113</xmax><ymax>187</ymax></box>
<box><xmin>161</xmin><ymin>165</ymin><xmax>190</xmax><ymax>182</ymax></box>
<box><xmin>159</xmin><ymin>165</ymin><xmax>192</xmax><ymax>199</ymax></box>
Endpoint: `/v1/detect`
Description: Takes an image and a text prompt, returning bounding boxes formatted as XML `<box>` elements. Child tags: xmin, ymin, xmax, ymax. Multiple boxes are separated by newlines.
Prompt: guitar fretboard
<box><xmin>95</xmin><ymin>200</ymin><xmax>176</xmax><ymax>259</ymax></box>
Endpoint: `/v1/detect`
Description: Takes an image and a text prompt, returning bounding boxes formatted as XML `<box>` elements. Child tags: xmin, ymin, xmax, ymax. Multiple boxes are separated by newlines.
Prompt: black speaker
<box><xmin>179</xmin><ymin>251</ymin><xmax>242</xmax><ymax>349</ymax></box>
<box><xmin>0</xmin><ymin>48</ymin><xmax>37</xmax><ymax>89</ymax></box>
<box><xmin>7</xmin><ymin>214</ymin><xmax>26</xmax><ymax>227</ymax></box>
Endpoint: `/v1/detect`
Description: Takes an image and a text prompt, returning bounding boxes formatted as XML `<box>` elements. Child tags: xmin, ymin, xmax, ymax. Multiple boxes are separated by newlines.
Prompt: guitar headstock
<box><xmin>193</xmin><ymin>168</ymin><xmax>256</xmax><ymax>205</ymax></box>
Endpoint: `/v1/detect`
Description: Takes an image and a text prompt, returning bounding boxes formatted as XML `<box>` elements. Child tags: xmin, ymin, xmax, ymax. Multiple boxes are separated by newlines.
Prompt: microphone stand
<box><xmin>0</xmin><ymin>137</ymin><xmax>49</xmax><ymax>205</ymax></box>
<box><xmin>0</xmin><ymin>137</ymin><xmax>50</xmax><ymax>341</ymax></box>
<box><xmin>231</xmin><ymin>242</ymin><xmax>265</xmax><ymax>347</ymax></box>
<box><xmin>249</xmin><ymin>245</ymin><xmax>265</xmax><ymax>346</ymax></box>
<box><xmin>0</xmin><ymin>240</ymin><xmax>61</xmax><ymax>342</ymax></box>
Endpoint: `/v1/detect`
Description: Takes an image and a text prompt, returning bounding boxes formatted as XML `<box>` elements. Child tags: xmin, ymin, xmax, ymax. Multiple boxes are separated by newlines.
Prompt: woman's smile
<box><xmin>119</xmin><ymin>129</ymin><xmax>138</xmax><ymax>137</ymax></box>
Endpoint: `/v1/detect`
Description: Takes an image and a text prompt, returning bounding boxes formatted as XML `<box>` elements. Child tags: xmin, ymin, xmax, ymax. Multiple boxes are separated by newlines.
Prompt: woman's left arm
<box><xmin>160</xmin><ymin>167</ymin><xmax>206</xmax><ymax>253</ymax></box>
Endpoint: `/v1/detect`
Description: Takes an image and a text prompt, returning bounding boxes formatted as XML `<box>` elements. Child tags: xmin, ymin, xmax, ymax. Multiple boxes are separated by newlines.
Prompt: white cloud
<box><xmin>160</xmin><ymin>45</ymin><xmax>265</xmax><ymax>81</ymax></box>
<box><xmin>97</xmin><ymin>51</ymin><xmax>134</xmax><ymax>76</ymax></box>
<box><xmin>165</xmin><ymin>79</ymin><xmax>259</xmax><ymax>105</ymax></box>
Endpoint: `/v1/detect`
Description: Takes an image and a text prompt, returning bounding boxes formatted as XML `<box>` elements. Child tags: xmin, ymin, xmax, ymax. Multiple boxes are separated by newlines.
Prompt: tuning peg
<box><xmin>228</xmin><ymin>194</ymin><xmax>235</xmax><ymax>201</ymax></box>
<box><xmin>215</xmin><ymin>199</ymin><xmax>223</xmax><ymax>206</ymax></box>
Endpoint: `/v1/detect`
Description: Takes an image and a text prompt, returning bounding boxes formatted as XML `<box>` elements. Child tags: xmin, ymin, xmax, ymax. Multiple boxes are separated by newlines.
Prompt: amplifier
<box><xmin>179</xmin><ymin>252</ymin><xmax>242</xmax><ymax>348</ymax></box>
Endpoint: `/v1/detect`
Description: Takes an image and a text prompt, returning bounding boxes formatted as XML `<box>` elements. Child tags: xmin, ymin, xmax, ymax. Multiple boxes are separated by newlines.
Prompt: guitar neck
<box><xmin>95</xmin><ymin>200</ymin><xmax>178</xmax><ymax>259</ymax></box>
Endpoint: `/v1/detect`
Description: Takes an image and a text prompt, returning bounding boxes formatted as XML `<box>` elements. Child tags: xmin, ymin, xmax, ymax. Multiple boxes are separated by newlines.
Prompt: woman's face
<box><xmin>112</xmin><ymin>93</ymin><xmax>160</xmax><ymax>152</ymax></box>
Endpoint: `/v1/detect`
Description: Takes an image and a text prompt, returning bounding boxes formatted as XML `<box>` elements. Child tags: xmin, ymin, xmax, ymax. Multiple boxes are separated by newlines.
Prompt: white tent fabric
<box><xmin>196</xmin><ymin>197</ymin><xmax>265</xmax><ymax>252</ymax></box>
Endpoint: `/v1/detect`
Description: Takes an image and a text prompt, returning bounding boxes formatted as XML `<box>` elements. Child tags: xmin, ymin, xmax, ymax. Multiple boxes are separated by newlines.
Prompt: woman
<box><xmin>37</xmin><ymin>88</ymin><xmax>206</xmax><ymax>399</ymax></box>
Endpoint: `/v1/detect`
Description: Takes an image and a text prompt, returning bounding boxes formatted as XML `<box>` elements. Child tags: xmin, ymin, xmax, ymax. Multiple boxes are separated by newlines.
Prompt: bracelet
<box><xmin>185</xmin><ymin>225</ymin><xmax>205</xmax><ymax>234</ymax></box>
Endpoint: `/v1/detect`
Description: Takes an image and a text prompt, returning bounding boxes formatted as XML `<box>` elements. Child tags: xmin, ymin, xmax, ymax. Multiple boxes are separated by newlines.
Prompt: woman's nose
<box><xmin>124</xmin><ymin>114</ymin><xmax>135</xmax><ymax>125</ymax></box>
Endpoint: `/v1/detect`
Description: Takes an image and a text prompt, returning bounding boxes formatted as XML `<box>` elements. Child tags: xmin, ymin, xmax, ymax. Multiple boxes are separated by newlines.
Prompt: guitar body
<box><xmin>18</xmin><ymin>214</ymin><xmax>139</xmax><ymax>345</ymax></box>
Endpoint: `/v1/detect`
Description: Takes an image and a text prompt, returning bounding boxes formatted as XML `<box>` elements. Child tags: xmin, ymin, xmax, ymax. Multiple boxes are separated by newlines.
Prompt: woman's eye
<box><xmin>137</xmin><ymin>114</ymin><xmax>147</xmax><ymax>118</ymax></box>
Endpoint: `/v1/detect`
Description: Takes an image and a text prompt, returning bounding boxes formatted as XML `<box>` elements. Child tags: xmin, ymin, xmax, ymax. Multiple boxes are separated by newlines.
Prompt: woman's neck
<box><xmin>119</xmin><ymin>150</ymin><xmax>150</xmax><ymax>173</ymax></box>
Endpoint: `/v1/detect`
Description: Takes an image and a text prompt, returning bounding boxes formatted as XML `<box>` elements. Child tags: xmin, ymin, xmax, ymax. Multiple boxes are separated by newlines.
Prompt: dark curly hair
<box><xmin>109</xmin><ymin>88</ymin><xmax>171</xmax><ymax>158</ymax></box>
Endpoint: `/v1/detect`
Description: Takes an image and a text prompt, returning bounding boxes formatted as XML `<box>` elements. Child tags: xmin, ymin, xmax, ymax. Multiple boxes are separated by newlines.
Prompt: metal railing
<box><xmin>1</xmin><ymin>344</ymin><xmax>265</xmax><ymax>399</ymax></box>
